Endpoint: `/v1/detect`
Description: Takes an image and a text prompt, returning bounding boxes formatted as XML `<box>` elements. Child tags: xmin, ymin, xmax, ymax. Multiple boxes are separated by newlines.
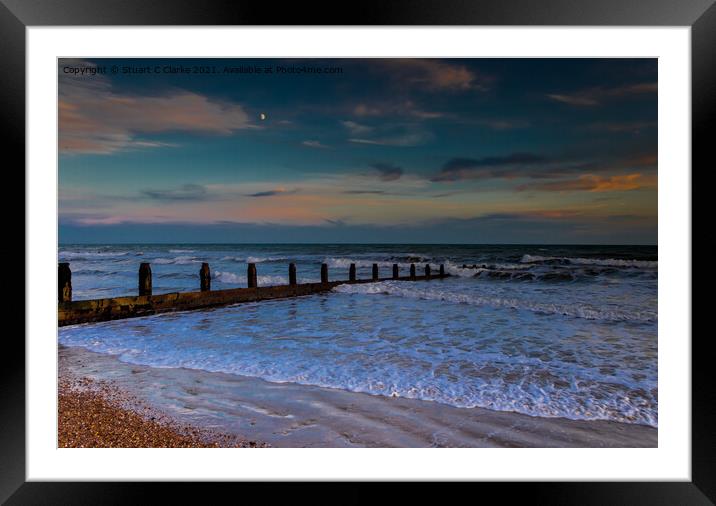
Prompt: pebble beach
<box><xmin>58</xmin><ymin>374</ymin><xmax>267</xmax><ymax>448</ymax></box>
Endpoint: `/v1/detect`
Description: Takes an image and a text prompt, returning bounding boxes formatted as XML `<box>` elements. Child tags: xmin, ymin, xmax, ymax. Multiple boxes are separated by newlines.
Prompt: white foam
<box><xmin>334</xmin><ymin>281</ymin><xmax>656</xmax><ymax>322</ymax></box>
<box><xmin>153</xmin><ymin>256</ymin><xmax>200</xmax><ymax>265</ymax></box>
<box><xmin>521</xmin><ymin>254</ymin><xmax>657</xmax><ymax>268</ymax></box>
<box><xmin>213</xmin><ymin>270</ymin><xmax>315</xmax><ymax>286</ymax></box>
<box><xmin>324</xmin><ymin>257</ymin><xmax>441</xmax><ymax>271</ymax></box>
<box><xmin>59</xmin><ymin>297</ymin><xmax>658</xmax><ymax>427</ymax></box>
<box><xmin>246</xmin><ymin>256</ymin><xmax>289</xmax><ymax>264</ymax></box>
<box><xmin>59</xmin><ymin>250</ymin><xmax>130</xmax><ymax>259</ymax></box>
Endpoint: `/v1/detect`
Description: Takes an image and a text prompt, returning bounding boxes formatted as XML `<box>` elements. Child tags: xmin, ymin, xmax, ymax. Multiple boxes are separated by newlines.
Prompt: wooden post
<box><xmin>372</xmin><ymin>263</ymin><xmax>379</xmax><ymax>281</ymax></box>
<box><xmin>58</xmin><ymin>262</ymin><xmax>72</xmax><ymax>303</ymax></box>
<box><xmin>289</xmin><ymin>263</ymin><xmax>297</xmax><ymax>285</ymax></box>
<box><xmin>349</xmin><ymin>263</ymin><xmax>356</xmax><ymax>282</ymax></box>
<box><xmin>321</xmin><ymin>263</ymin><xmax>328</xmax><ymax>284</ymax></box>
<box><xmin>247</xmin><ymin>263</ymin><xmax>258</xmax><ymax>288</ymax></box>
<box><xmin>425</xmin><ymin>264</ymin><xmax>431</xmax><ymax>279</ymax></box>
<box><xmin>199</xmin><ymin>262</ymin><xmax>211</xmax><ymax>291</ymax></box>
<box><xmin>392</xmin><ymin>264</ymin><xmax>399</xmax><ymax>279</ymax></box>
<box><xmin>138</xmin><ymin>262</ymin><xmax>152</xmax><ymax>296</ymax></box>
<box><xmin>410</xmin><ymin>263</ymin><xmax>416</xmax><ymax>280</ymax></box>
<box><xmin>440</xmin><ymin>264</ymin><xmax>445</xmax><ymax>277</ymax></box>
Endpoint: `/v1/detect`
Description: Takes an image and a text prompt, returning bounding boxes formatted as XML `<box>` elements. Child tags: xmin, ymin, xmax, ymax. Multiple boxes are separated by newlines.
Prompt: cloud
<box><xmin>353</xmin><ymin>100</ymin><xmax>444</xmax><ymax>120</ymax></box>
<box><xmin>431</xmin><ymin>153</ymin><xmax>551</xmax><ymax>182</ymax></box>
<box><xmin>547</xmin><ymin>82</ymin><xmax>657</xmax><ymax>107</ymax></box>
<box><xmin>463</xmin><ymin>210</ymin><xmax>585</xmax><ymax>221</ymax></box>
<box><xmin>588</xmin><ymin>121</ymin><xmax>656</xmax><ymax>133</ymax></box>
<box><xmin>59</xmin><ymin>60</ymin><xmax>253</xmax><ymax>154</ymax></box>
<box><xmin>478</xmin><ymin>119</ymin><xmax>530</xmax><ymax>130</ymax></box>
<box><xmin>340</xmin><ymin>120</ymin><xmax>373</xmax><ymax>135</ymax></box>
<box><xmin>371</xmin><ymin>162</ymin><xmax>403</xmax><ymax>181</ymax></box>
<box><xmin>547</xmin><ymin>94</ymin><xmax>599</xmax><ymax>106</ymax></box>
<box><xmin>627</xmin><ymin>154</ymin><xmax>657</xmax><ymax>167</ymax></box>
<box><xmin>347</xmin><ymin>123</ymin><xmax>433</xmax><ymax>147</ymax></box>
<box><xmin>141</xmin><ymin>184</ymin><xmax>210</xmax><ymax>201</ymax></box>
<box><xmin>431</xmin><ymin>150</ymin><xmax>658</xmax><ymax>191</ymax></box>
<box><xmin>382</xmin><ymin>59</ymin><xmax>491</xmax><ymax>92</ymax></box>
<box><xmin>517</xmin><ymin>174</ymin><xmax>654</xmax><ymax>193</ymax></box>
<box><xmin>348</xmin><ymin>135</ymin><xmax>426</xmax><ymax>147</ymax></box>
<box><xmin>302</xmin><ymin>140</ymin><xmax>329</xmax><ymax>149</ymax></box>
<box><xmin>353</xmin><ymin>104</ymin><xmax>383</xmax><ymax>117</ymax></box>
<box><xmin>246</xmin><ymin>188</ymin><xmax>299</xmax><ymax>197</ymax></box>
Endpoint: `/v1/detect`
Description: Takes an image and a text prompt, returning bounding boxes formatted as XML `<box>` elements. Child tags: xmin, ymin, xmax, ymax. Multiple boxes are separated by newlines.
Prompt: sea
<box><xmin>58</xmin><ymin>244</ymin><xmax>658</xmax><ymax>427</ymax></box>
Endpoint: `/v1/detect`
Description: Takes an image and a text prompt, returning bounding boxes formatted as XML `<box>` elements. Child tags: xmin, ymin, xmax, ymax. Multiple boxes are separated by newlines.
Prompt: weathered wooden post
<box><xmin>321</xmin><ymin>263</ymin><xmax>329</xmax><ymax>284</ymax></box>
<box><xmin>392</xmin><ymin>264</ymin><xmax>399</xmax><ymax>279</ymax></box>
<box><xmin>372</xmin><ymin>263</ymin><xmax>379</xmax><ymax>281</ymax></box>
<box><xmin>199</xmin><ymin>262</ymin><xmax>211</xmax><ymax>291</ymax></box>
<box><xmin>440</xmin><ymin>264</ymin><xmax>445</xmax><ymax>277</ymax></box>
<box><xmin>247</xmin><ymin>263</ymin><xmax>258</xmax><ymax>288</ymax></box>
<box><xmin>410</xmin><ymin>263</ymin><xmax>416</xmax><ymax>280</ymax></box>
<box><xmin>58</xmin><ymin>262</ymin><xmax>72</xmax><ymax>303</ymax></box>
<box><xmin>349</xmin><ymin>263</ymin><xmax>356</xmax><ymax>282</ymax></box>
<box><xmin>425</xmin><ymin>264</ymin><xmax>431</xmax><ymax>279</ymax></box>
<box><xmin>139</xmin><ymin>262</ymin><xmax>152</xmax><ymax>296</ymax></box>
<box><xmin>289</xmin><ymin>263</ymin><xmax>297</xmax><ymax>285</ymax></box>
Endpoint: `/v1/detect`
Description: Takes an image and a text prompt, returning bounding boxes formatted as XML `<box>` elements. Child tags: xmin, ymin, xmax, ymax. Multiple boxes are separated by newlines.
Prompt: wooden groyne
<box><xmin>58</xmin><ymin>261</ymin><xmax>450</xmax><ymax>326</ymax></box>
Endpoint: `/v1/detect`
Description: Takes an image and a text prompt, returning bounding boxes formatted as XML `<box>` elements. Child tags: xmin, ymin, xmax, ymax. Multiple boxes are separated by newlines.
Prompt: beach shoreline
<box><xmin>59</xmin><ymin>345</ymin><xmax>657</xmax><ymax>448</ymax></box>
<box><xmin>58</xmin><ymin>372</ymin><xmax>268</xmax><ymax>448</ymax></box>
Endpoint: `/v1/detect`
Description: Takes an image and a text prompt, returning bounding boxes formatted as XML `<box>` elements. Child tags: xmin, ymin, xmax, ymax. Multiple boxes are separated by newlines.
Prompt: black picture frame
<box><xmin>3</xmin><ymin>0</ymin><xmax>713</xmax><ymax>502</ymax></box>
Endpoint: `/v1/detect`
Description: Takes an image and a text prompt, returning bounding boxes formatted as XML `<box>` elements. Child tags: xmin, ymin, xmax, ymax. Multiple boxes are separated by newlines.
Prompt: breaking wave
<box><xmin>153</xmin><ymin>256</ymin><xmax>201</xmax><ymax>265</ymax></box>
<box><xmin>220</xmin><ymin>255</ymin><xmax>290</xmax><ymax>264</ymax></box>
<box><xmin>521</xmin><ymin>254</ymin><xmax>657</xmax><ymax>269</ymax></box>
<box><xmin>324</xmin><ymin>257</ymin><xmax>441</xmax><ymax>271</ymax></box>
<box><xmin>213</xmin><ymin>270</ymin><xmax>316</xmax><ymax>286</ymax></box>
<box><xmin>334</xmin><ymin>281</ymin><xmax>656</xmax><ymax>322</ymax></box>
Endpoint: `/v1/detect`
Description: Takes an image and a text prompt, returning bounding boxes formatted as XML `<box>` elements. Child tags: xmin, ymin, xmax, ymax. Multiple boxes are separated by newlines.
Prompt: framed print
<box><xmin>4</xmin><ymin>0</ymin><xmax>714</xmax><ymax>502</ymax></box>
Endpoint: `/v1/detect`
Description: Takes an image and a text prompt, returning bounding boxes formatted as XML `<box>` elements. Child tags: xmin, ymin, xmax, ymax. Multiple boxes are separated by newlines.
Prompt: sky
<box><xmin>58</xmin><ymin>58</ymin><xmax>657</xmax><ymax>244</ymax></box>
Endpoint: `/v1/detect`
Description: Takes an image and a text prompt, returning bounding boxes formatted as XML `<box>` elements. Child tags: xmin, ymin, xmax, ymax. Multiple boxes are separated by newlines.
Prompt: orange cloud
<box><xmin>382</xmin><ymin>59</ymin><xmax>491</xmax><ymax>91</ymax></box>
<box><xmin>547</xmin><ymin>82</ymin><xmax>657</xmax><ymax>107</ymax></box>
<box><xmin>517</xmin><ymin>173</ymin><xmax>656</xmax><ymax>193</ymax></box>
<box><xmin>59</xmin><ymin>62</ymin><xmax>253</xmax><ymax>155</ymax></box>
<box><xmin>627</xmin><ymin>154</ymin><xmax>658</xmax><ymax>167</ymax></box>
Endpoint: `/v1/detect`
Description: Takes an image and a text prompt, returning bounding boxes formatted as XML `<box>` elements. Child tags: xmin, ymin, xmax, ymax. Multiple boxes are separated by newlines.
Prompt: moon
<box><xmin>259</xmin><ymin>113</ymin><xmax>267</xmax><ymax>121</ymax></box>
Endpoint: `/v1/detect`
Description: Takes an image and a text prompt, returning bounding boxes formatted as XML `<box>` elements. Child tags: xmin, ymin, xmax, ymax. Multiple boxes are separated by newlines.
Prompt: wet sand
<box><xmin>59</xmin><ymin>345</ymin><xmax>657</xmax><ymax>448</ymax></box>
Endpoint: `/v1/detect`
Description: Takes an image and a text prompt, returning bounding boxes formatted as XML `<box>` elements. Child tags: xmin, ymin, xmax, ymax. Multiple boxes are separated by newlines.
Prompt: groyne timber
<box><xmin>58</xmin><ymin>261</ymin><xmax>450</xmax><ymax>326</ymax></box>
